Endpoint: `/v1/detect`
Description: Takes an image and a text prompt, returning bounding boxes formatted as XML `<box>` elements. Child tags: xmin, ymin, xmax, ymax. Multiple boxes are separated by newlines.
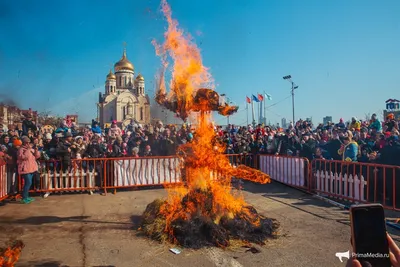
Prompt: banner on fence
<box><xmin>113</xmin><ymin>157</ymin><xmax>182</xmax><ymax>186</ymax></box>
<box><xmin>259</xmin><ymin>155</ymin><xmax>306</xmax><ymax>187</ymax></box>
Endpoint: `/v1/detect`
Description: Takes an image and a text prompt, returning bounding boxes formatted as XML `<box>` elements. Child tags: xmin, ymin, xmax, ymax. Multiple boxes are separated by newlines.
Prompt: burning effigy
<box><xmin>156</xmin><ymin>87</ymin><xmax>239</xmax><ymax>121</ymax></box>
<box><xmin>140</xmin><ymin>0</ymin><xmax>278</xmax><ymax>249</ymax></box>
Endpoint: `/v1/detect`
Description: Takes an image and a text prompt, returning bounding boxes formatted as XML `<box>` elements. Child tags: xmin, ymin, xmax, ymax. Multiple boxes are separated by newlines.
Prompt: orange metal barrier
<box><xmin>311</xmin><ymin>159</ymin><xmax>400</xmax><ymax>211</ymax></box>
<box><xmin>226</xmin><ymin>153</ymin><xmax>258</xmax><ymax>168</ymax></box>
<box><xmin>15</xmin><ymin>154</ymin><xmax>254</xmax><ymax>196</ymax></box>
<box><xmin>258</xmin><ymin>154</ymin><xmax>311</xmax><ymax>191</ymax></box>
<box><xmin>0</xmin><ymin>162</ymin><xmax>7</xmax><ymax>201</ymax></box>
<box><xmin>20</xmin><ymin>158</ymin><xmax>103</xmax><ymax>194</ymax></box>
<box><xmin>3</xmin><ymin>153</ymin><xmax>399</xmax><ymax>213</ymax></box>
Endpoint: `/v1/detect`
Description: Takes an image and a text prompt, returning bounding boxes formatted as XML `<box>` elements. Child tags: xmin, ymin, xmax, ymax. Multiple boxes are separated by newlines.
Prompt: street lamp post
<box><xmin>283</xmin><ymin>75</ymin><xmax>299</xmax><ymax>124</ymax></box>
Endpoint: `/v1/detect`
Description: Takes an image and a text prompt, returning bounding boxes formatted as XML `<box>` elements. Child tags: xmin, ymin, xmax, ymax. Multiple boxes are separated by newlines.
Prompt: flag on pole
<box><xmin>252</xmin><ymin>95</ymin><xmax>260</xmax><ymax>102</ymax></box>
<box><xmin>265</xmin><ymin>93</ymin><xmax>272</xmax><ymax>100</ymax></box>
<box><xmin>257</xmin><ymin>93</ymin><xmax>264</xmax><ymax>101</ymax></box>
<box><xmin>246</xmin><ymin>96</ymin><xmax>251</xmax><ymax>104</ymax></box>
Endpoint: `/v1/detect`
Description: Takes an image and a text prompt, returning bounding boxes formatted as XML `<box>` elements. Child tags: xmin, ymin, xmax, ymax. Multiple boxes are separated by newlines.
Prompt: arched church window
<box><xmin>119</xmin><ymin>76</ymin><xmax>122</xmax><ymax>87</ymax></box>
<box><xmin>140</xmin><ymin>107</ymin><xmax>143</xmax><ymax>121</ymax></box>
<box><xmin>124</xmin><ymin>76</ymin><xmax>127</xmax><ymax>86</ymax></box>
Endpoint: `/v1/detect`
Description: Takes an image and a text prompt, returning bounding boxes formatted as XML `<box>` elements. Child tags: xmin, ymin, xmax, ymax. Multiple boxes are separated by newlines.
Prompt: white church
<box><xmin>97</xmin><ymin>48</ymin><xmax>151</xmax><ymax>126</ymax></box>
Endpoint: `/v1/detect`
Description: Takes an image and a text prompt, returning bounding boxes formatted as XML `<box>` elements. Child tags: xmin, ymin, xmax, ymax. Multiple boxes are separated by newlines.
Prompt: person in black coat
<box><xmin>56</xmin><ymin>132</ymin><xmax>72</xmax><ymax>172</ymax></box>
<box><xmin>321</xmin><ymin>131</ymin><xmax>342</xmax><ymax>161</ymax></box>
<box><xmin>111</xmin><ymin>136</ymin><xmax>124</xmax><ymax>158</ymax></box>
<box><xmin>160</xmin><ymin>130</ymin><xmax>176</xmax><ymax>156</ymax></box>
<box><xmin>84</xmin><ymin>136</ymin><xmax>105</xmax><ymax>159</ymax></box>
<box><xmin>299</xmin><ymin>133</ymin><xmax>316</xmax><ymax>161</ymax></box>
<box><xmin>374</xmin><ymin>138</ymin><xmax>400</xmax><ymax>207</ymax></box>
<box><xmin>22</xmin><ymin>115</ymin><xmax>37</xmax><ymax>136</ymax></box>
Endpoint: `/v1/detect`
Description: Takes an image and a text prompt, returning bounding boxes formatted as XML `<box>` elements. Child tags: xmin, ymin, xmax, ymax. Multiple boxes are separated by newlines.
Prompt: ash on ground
<box><xmin>140</xmin><ymin>189</ymin><xmax>279</xmax><ymax>249</ymax></box>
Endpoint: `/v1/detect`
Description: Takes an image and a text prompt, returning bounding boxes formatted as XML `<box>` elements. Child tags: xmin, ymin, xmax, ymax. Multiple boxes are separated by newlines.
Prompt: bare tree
<box><xmin>37</xmin><ymin>111</ymin><xmax>63</xmax><ymax>127</ymax></box>
<box><xmin>364</xmin><ymin>113</ymin><xmax>371</xmax><ymax>122</ymax></box>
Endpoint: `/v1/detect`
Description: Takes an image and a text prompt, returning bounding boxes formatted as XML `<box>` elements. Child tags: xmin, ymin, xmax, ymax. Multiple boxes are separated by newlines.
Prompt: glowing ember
<box><xmin>0</xmin><ymin>241</ymin><xmax>24</xmax><ymax>267</ymax></box>
<box><xmin>141</xmin><ymin>0</ymin><xmax>278</xmax><ymax>248</ymax></box>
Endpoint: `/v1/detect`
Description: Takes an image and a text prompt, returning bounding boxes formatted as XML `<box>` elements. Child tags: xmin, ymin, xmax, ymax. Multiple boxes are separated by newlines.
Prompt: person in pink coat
<box><xmin>108</xmin><ymin>120</ymin><xmax>122</xmax><ymax>138</ymax></box>
<box><xmin>17</xmin><ymin>136</ymin><xmax>41</xmax><ymax>204</ymax></box>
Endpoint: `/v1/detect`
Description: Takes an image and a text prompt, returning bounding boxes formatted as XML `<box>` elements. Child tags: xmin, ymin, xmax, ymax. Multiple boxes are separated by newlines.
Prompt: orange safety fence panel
<box><xmin>0</xmin><ymin>162</ymin><xmax>8</xmax><ymax>201</ymax></box>
<box><xmin>310</xmin><ymin>159</ymin><xmax>400</xmax><ymax>211</ymax></box>
<box><xmin>20</xmin><ymin>158</ymin><xmax>103</xmax><ymax>194</ymax></box>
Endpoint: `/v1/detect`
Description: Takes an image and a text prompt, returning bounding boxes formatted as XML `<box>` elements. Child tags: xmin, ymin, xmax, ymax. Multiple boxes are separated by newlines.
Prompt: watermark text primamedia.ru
<box><xmin>352</xmin><ymin>252</ymin><xmax>390</xmax><ymax>258</ymax></box>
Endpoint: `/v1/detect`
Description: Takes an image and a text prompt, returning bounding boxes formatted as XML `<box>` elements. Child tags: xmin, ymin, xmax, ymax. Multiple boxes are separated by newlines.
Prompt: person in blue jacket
<box><xmin>338</xmin><ymin>136</ymin><xmax>359</xmax><ymax>162</ymax></box>
<box><xmin>91</xmin><ymin>121</ymin><xmax>102</xmax><ymax>135</ymax></box>
<box><xmin>55</xmin><ymin>121</ymin><xmax>69</xmax><ymax>136</ymax></box>
<box><xmin>368</xmin><ymin>113</ymin><xmax>382</xmax><ymax>133</ymax></box>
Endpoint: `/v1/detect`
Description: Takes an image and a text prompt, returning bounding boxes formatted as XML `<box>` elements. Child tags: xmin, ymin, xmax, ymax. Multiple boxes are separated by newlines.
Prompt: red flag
<box><xmin>246</xmin><ymin>96</ymin><xmax>251</xmax><ymax>103</ymax></box>
<box><xmin>258</xmin><ymin>94</ymin><xmax>264</xmax><ymax>101</ymax></box>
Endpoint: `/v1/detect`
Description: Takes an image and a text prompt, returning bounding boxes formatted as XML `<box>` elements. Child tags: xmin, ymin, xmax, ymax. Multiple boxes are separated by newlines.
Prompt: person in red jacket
<box><xmin>17</xmin><ymin>136</ymin><xmax>41</xmax><ymax>204</ymax></box>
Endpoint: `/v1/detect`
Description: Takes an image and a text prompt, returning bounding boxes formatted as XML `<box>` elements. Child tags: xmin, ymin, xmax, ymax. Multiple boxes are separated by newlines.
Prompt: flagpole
<box><xmin>263</xmin><ymin>91</ymin><xmax>267</xmax><ymax>125</ymax></box>
<box><xmin>246</xmin><ymin>103</ymin><xmax>249</xmax><ymax>126</ymax></box>
<box><xmin>251</xmin><ymin>98</ymin><xmax>255</xmax><ymax>127</ymax></box>
<box><xmin>259</xmin><ymin>98</ymin><xmax>262</xmax><ymax>124</ymax></box>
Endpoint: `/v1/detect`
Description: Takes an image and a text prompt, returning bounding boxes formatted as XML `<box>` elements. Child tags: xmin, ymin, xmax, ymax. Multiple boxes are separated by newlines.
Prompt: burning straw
<box><xmin>0</xmin><ymin>240</ymin><xmax>24</xmax><ymax>267</ymax></box>
<box><xmin>140</xmin><ymin>0</ymin><xmax>278</xmax><ymax>249</ymax></box>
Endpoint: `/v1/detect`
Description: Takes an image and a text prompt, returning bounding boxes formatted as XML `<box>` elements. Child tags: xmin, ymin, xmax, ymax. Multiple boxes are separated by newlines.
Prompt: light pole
<box><xmin>283</xmin><ymin>75</ymin><xmax>299</xmax><ymax>124</ymax></box>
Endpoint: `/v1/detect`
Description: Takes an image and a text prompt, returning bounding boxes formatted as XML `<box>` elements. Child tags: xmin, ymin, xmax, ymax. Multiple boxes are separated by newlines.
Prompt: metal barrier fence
<box><xmin>2</xmin><ymin>154</ymin><xmax>400</xmax><ymax>212</ymax></box>
<box><xmin>8</xmin><ymin>154</ymin><xmax>255</xmax><ymax>197</ymax></box>
<box><xmin>15</xmin><ymin>157</ymin><xmax>182</xmax><ymax>195</ymax></box>
<box><xmin>311</xmin><ymin>159</ymin><xmax>400</xmax><ymax>211</ymax></box>
<box><xmin>24</xmin><ymin>158</ymin><xmax>102</xmax><ymax>194</ymax></box>
<box><xmin>226</xmin><ymin>153</ymin><xmax>258</xmax><ymax>168</ymax></box>
<box><xmin>0</xmin><ymin>162</ymin><xmax>7</xmax><ymax>201</ymax></box>
<box><xmin>259</xmin><ymin>154</ymin><xmax>310</xmax><ymax>191</ymax></box>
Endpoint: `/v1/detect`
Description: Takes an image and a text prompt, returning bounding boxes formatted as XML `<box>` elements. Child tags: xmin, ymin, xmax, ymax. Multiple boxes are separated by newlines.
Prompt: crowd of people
<box><xmin>222</xmin><ymin>113</ymin><xmax>399</xmax><ymax>166</ymax></box>
<box><xmin>1</xmin><ymin>113</ymin><xmax>399</xmax><ymax>168</ymax></box>
<box><xmin>0</xmin><ymin>112</ymin><xmax>399</xmax><ymax>203</ymax></box>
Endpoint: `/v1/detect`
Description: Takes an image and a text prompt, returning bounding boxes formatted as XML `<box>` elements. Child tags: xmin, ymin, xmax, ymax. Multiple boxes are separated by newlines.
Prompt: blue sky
<box><xmin>0</xmin><ymin>0</ymin><xmax>399</xmax><ymax>125</ymax></box>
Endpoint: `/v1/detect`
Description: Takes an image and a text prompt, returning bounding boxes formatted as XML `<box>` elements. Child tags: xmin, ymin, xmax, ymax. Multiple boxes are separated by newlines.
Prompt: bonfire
<box><xmin>140</xmin><ymin>0</ymin><xmax>278</xmax><ymax>249</ymax></box>
<box><xmin>0</xmin><ymin>240</ymin><xmax>24</xmax><ymax>267</ymax></box>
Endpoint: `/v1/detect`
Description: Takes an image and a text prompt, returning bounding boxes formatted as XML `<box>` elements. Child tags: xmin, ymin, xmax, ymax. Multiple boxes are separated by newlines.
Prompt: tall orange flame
<box><xmin>152</xmin><ymin>0</ymin><xmax>271</xmax><ymax>245</ymax></box>
<box><xmin>153</xmin><ymin>0</ymin><xmax>214</xmax><ymax>120</ymax></box>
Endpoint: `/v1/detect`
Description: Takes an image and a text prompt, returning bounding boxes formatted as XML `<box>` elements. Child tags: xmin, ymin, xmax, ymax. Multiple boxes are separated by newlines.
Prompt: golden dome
<box><xmin>136</xmin><ymin>73</ymin><xmax>144</xmax><ymax>81</ymax></box>
<box><xmin>106</xmin><ymin>69</ymin><xmax>116</xmax><ymax>80</ymax></box>
<box><xmin>114</xmin><ymin>49</ymin><xmax>134</xmax><ymax>72</ymax></box>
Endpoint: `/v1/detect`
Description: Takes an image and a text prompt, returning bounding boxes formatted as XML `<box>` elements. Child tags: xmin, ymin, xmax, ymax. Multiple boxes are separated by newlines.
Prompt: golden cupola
<box><xmin>136</xmin><ymin>73</ymin><xmax>144</xmax><ymax>81</ymax></box>
<box><xmin>106</xmin><ymin>69</ymin><xmax>116</xmax><ymax>80</ymax></box>
<box><xmin>114</xmin><ymin>48</ymin><xmax>134</xmax><ymax>72</ymax></box>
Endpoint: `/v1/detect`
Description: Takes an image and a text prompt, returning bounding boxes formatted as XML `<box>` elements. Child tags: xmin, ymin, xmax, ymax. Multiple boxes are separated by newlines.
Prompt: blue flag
<box><xmin>252</xmin><ymin>95</ymin><xmax>260</xmax><ymax>102</ymax></box>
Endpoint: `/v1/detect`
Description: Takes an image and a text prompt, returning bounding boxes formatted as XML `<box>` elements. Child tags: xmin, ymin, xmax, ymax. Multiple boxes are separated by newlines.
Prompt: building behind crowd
<box><xmin>0</xmin><ymin>105</ymin><xmax>38</xmax><ymax>129</ymax></box>
<box><xmin>97</xmin><ymin>47</ymin><xmax>151</xmax><ymax>127</ymax></box>
<box><xmin>384</xmin><ymin>99</ymin><xmax>400</xmax><ymax>119</ymax></box>
<box><xmin>323</xmin><ymin>116</ymin><xmax>333</xmax><ymax>125</ymax></box>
